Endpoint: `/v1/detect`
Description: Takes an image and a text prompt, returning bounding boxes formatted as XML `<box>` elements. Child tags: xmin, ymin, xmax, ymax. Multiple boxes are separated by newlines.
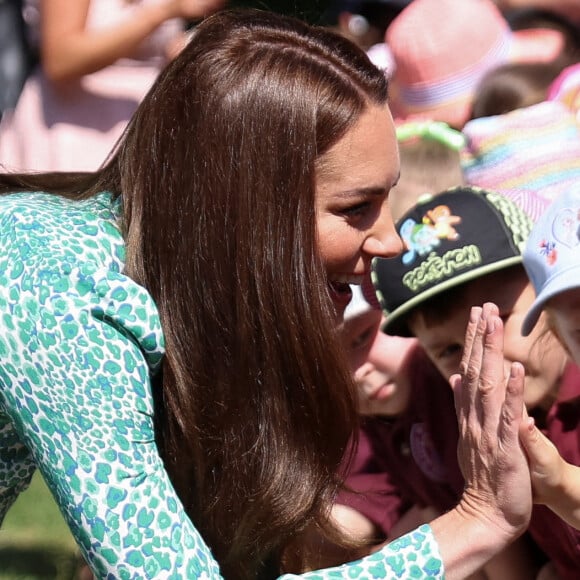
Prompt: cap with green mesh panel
<box><xmin>372</xmin><ymin>186</ymin><xmax>533</xmax><ymax>336</ymax></box>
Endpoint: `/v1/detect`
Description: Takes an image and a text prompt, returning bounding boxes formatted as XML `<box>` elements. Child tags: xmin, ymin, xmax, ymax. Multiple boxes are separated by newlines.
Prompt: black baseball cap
<box><xmin>372</xmin><ymin>186</ymin><xmax>533</xmax><ymax>336</ymax></box>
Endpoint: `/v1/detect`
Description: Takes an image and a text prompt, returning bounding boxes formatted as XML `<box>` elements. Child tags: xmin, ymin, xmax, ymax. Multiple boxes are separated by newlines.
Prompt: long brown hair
<box><xmin>0</xmin><ymin>9</ymin><xmax>390</xmax><ymax>577</ymax></box>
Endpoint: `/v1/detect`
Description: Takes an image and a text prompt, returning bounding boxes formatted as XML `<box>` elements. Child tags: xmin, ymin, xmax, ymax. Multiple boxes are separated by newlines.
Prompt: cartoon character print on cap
<box><xmin>539</xmin><ymin>240</ymin><xmax>558</xmax><ymax>266</ymax></box>
<box><xmin>536</xmin><ymin>208</ymin><xmax>580</xmax><ymax>267</ymax></box>
<box><xmin>401</xmin><ymin>205</ymin><xmax>462</xmax><ymax>265</ymax></box>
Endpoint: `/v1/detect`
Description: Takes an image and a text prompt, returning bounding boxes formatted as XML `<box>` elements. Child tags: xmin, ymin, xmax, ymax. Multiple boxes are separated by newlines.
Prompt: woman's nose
<box><xmin>363</xmin><ymin>204</ymin><xmax>403</xmax><ymax>259</ymax></box>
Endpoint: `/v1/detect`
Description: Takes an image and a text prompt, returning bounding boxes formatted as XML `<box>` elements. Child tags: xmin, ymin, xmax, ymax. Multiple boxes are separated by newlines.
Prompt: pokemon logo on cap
<box><xmin>372</xmin><ymin>186</ymin><xmax>533</xmax><ymax>336</ymax></box>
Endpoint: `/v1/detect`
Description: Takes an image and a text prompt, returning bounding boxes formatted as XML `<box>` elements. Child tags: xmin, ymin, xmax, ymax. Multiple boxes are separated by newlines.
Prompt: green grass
<box><xmin>0</xmin><ymin>471</ymin><xmax>80</xmax><ymax>580</ymax></box>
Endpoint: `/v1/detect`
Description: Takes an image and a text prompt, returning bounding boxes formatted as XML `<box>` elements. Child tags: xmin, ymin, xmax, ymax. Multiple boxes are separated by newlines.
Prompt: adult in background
<box><xmin>0</xmin><ymin>0</ymin><xmax>224</xmax><ymax>172</ymax></box>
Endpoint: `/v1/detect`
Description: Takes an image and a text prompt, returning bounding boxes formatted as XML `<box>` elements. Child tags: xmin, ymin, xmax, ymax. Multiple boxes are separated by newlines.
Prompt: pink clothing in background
<box><xmin>0</xmin><ymin>0</ymin><xmax>182</xmax><ymax>172</ymax></box>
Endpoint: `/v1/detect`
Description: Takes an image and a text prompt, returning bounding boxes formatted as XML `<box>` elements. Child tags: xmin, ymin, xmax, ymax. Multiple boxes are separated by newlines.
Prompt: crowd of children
<box><xmin>327</xmin><ymin>1</ymin><xmax>580</xmax><ymax>579</ymax></box>
<box><xmin>371</xmin><ymin>186</ymin><xmax>579</xmax><ymax>579</ymax></box>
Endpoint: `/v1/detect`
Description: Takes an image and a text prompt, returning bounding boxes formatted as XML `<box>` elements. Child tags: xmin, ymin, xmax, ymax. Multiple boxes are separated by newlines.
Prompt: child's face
<box><xmin>408</xmin><ymin>268</ymin><xmax>568</xmax><ymax>411</ymax></box>
<box><xmin>547</xmin><ymin>288</ymin><xmax>580</xmax><ymax>367</ymax></box>
<box><xmin>343</xmin><ymin>309</ymin><xmax>415</xmax><ymax>417</ymax></box>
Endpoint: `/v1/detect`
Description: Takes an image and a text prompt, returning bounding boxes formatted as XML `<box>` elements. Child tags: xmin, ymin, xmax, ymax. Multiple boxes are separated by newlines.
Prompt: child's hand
<box><xmin>519</xmin><ymin>415</ymin><xmax>566</xmax><ymax>505</ymax></box>
<box><xmin>521</xmin><ymin>412</ymin><xmax>580</xmax><ymax>531</ymax></box>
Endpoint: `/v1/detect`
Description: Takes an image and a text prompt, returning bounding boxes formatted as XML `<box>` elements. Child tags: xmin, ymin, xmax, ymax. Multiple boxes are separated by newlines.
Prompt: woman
<box><xmin>0</xmin><ymin>9</ymin><xmax>531</xmax><ymax>579</ymax></box>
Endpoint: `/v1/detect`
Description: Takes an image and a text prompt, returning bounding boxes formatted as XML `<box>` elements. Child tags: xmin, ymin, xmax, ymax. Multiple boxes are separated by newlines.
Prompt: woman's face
<box><xmin>315</xmin><ymin>103</ymin><xmax>402</xmax><ymax>315</ymax></box>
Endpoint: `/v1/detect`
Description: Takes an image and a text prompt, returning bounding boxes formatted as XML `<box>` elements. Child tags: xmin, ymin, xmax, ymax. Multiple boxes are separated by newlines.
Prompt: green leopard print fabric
<box><xmin>0</xmin><ymin>191</ymin><xmax>444</xmax><ymax>578</ymax></box>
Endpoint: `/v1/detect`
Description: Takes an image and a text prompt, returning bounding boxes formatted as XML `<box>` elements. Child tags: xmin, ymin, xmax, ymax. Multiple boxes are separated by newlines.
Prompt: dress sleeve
<box><xmin>0</xmin><ymin>199</ymin><xmax>220</xmax><ymax>579</ymax></box>
<box><xmin>279</xmin><ymin>524</ymin><xmax>444</xmax><ymax>579</ymax></box>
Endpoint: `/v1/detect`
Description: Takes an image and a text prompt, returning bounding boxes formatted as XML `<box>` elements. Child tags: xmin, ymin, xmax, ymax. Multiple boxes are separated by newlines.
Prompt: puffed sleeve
<box><xmin>0</xmin><ymin>192</ymin><xmax>222</xmax><ymax>577</ymax></box>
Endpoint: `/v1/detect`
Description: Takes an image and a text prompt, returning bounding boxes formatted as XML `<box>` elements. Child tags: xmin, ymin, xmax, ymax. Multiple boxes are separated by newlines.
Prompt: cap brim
<box><xmin>383</xmin><ymin>255</ymin><xmax>523</xmax><ymax>337</ymax></box>
<box><xmin>521</xmin><ymin>266</ymin><xmax>580</xmax><ymax>336</ymax></box>
<box><xmin>509</xmin><ymin>28</ymin><xmax>564</xmax><ymax>64</ymax></box>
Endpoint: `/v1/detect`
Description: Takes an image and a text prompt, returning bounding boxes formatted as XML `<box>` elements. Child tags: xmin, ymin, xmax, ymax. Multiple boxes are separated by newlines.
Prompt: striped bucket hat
<box><xmin>462</xmin><ymin>100</ymin><xmax>580</xmax><ymax>220</ymax></box>
<box><xmin>386</xmin><ymin>0</ymin><xmax>564</xmax><ymax>128</ymax></box>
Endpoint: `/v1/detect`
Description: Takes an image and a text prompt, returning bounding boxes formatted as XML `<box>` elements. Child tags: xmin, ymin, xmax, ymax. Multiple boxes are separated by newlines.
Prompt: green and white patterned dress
<box><xmin>0</xmin><ymin>191</ymin><xmax>444</xmax><ymax>578</ymax></box>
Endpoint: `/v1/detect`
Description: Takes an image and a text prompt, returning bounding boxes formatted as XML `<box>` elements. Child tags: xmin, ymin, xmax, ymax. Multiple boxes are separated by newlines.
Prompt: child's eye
<box><xmin>437</xmin><ymin>343</ymin><xmax>462</xmax><ymax>361</ymax></box>
<box><xmin>350</xmin><ymin>328</ymin><xmax>374</xmax><ymax>351</ymax></box>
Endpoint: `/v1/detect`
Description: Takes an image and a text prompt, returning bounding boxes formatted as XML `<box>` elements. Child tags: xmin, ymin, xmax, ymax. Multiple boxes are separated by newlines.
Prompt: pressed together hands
<box><xmin>453</xmin><ymin>302</ymin><xmax>580</xmax><ymax>551</ymax></box>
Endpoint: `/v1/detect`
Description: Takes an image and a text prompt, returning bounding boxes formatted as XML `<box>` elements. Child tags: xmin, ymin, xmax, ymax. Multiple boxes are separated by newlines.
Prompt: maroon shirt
<box><xmin>337</xmin><ymin>347</ymin><xmax>463</xmax><ymax>538</ymax></box>
<box><xmin>340</xmin><ymin>354</ymin><xmax>580</xmax><ymax>579</ymax></box>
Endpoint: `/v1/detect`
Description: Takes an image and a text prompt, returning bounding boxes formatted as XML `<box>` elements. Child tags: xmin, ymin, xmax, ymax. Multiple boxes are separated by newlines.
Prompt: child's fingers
<box><xmin>520</xmin><ymin>416</ymin><xmax>559</xmax><ymax>468</ymax></box>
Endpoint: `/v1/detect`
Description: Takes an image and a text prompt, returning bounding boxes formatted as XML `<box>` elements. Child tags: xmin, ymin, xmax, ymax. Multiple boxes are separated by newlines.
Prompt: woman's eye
<box><xmin>342</xmin><ymin>201</ymin><xmax>371</xmax><ymax>218</ymax></box>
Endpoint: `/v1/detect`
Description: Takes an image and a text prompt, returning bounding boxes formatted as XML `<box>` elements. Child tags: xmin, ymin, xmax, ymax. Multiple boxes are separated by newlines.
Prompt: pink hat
<box><xmin>386</xmin><ymin>0</ymin><xmax>565</xmax><ymax>128</ymax></box>
<box><xmin>548</xmin><ymin>63</ymin><xmax>580</xmax><ymax>121</ymax></box>
<box><xmin>461</xmin><ymin>101</ymin><xmax>580</xmax><ymax>221</ymax></box>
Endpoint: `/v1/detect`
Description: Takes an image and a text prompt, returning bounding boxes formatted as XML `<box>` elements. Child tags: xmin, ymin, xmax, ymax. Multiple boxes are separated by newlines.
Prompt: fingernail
<box><xmin>470</xmin><ymin>306</ymin><xmax>481</xmax><ymax>323</ymax></box>
<box><xmin>487</xmin><ymin>317</ymin><xmax>495</xmax><ymax>333</ymax></box>
<box><xmin>510</xmin><ymin>362</ymin><xmax>522</xmax><ymax>378</ymax></box>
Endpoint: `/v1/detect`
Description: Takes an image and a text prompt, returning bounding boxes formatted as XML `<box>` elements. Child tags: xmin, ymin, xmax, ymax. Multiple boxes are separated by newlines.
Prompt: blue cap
<box><xmin>522</xmin><ymin>189</ymin><xmax>580</xmax><ymax>336</ymax></box>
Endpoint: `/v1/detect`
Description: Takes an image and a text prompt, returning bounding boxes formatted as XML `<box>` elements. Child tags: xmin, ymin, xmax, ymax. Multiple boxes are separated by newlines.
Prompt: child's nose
<box><xmin>354</xmin><ymin>362</ymin><xmax>374</xmax><ymax>383</ymax></box>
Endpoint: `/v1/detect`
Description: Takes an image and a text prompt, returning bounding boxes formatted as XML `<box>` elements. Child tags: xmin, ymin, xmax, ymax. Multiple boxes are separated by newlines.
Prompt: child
<box><xmin>516</xmin><ymin>188</ymin><xmax>580</xmax><ymax>533</ymax></box>
<box><xmin>372</xmin><ymin>185</ymin><xmax>580</xmax><ymax>580</ymax></box>
<box><xmin>390</xmin><ymin>121</ymin><xmax>465</xmax><ymax>221</ymax></box>
<box><xmin>469</xmin><ymin>60</ymin><xmax>568</xmax><ymax>120</ymax></box>
<box><xmin>324</xmin><ymin>283</ymin><xmax>540</xmax><ymax>578</ymax></box>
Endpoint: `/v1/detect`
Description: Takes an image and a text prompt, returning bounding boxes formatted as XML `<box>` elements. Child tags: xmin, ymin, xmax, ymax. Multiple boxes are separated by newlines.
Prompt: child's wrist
<box><xmin>539</xmin><ymin>457</ymin><xmax>575</xmax><ymax>508</ymax></box>
<box><xmin>560</xmin><ymin>460</ymin><xmax>579</xmax><ymax>500</ymax></box>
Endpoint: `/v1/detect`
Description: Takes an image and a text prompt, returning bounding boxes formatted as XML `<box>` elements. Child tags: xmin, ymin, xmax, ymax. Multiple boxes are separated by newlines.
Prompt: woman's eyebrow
<box><xmin>334</xmin><ymin>186</ymin><xmax>388</xmax><ymax>198</ymax></box>
<box><xmin>336</xmin><ymin>174</ymin><xmax>401</xmax><ymax>199</ymax></box>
